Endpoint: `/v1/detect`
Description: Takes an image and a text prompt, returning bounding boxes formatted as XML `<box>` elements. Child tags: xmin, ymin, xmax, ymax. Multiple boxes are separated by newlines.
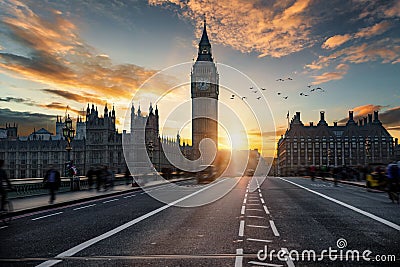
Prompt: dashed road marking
<box><xmin>263</xmin><ymin>205</ymin><xmax>270</xmax><ymax>215</ymax></box>
<box><xmin>123</xmin><ymin>194</ymin><xmax>136</xmax><ymax>199</ymax></box>
<box><xmin>281</xmin><ymin>247</ymin><xmax>295</xmax><ymax>267</ymax></box>
<box><xmin>246</xmin><ymin>203</ymin><xmax>260</xmax><ymax>206</ymax></box>
<box><xmin>32</xmin><ymin>212</ymin><xmax>63</xmax><ymax>221</ymax></box>
<box><xmin>247</xmin><ymin>225</ymin><xmax>269</xmax><ymax>229</ymax></box>
<box><xmin>247</xmin><ymin>238</ymin><xmax>272</xmax><ymax>243</ymax></box>
<box><xmin>246</xmin><ymin>208</ymin><xmax>263</xmax><ymax>211</ymax></box>
<box><xmin>73</xmin><ymin>204</ymin><xmax>96</xmax><ymax>211</ymax></box>
<box><xmin>235</xmin><ymin>248</ymin><xmax>243</xmax><ymax>267</ymax></box>
<box><xmin>239</xmin><ymin>220</ymin><xmax>245</xmax><ymax>236</ymax></box>
<box><xmin>102</xmin><ymin>199</ymin><xmax>119</xmax><ymax>204</ymax></box>
<box><xmin>269</xmin><ymin>220</ymin><xmax>280</xmax><ymax>236</ymax></box>
<box><xmin>0</xmin><ymin>225</ymin><xmax>8</xmax><ymax>230</ymax></box>
<box><xmin>261</xmin><ymin>198</ymin><xmax>265</xmax><ymax>204</ymax></box>
<box><xmin>241</xmin><ymin>205</ymin><xmax>246</xmax><ymax>215</ymax></box>
<box><xmin>259</xmin><ymin>193</ymin><xmax>263</xmax><ymax>198</ymax></box>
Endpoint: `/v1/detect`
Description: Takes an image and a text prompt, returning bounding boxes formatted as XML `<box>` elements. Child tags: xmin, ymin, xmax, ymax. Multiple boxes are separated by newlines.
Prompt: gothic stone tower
<box><xmin>191</xmin><ymin>18</ymin><xmax>219</xmax><ymax>160</ymax></box>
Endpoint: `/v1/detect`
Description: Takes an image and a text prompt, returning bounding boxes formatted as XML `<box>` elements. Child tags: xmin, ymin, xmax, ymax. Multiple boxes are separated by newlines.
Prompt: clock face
<box><xmin>198</xmin><ymin>80</ymin><xmax>209</xmax><ymax>90</ymax></box>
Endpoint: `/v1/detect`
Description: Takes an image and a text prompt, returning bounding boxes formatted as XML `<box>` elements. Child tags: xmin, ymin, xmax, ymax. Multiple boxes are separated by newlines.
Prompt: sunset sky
<box><xmin>0</xmin><ymin>0</ymin><xmax>399</xmax><ymax>156</ymax></box>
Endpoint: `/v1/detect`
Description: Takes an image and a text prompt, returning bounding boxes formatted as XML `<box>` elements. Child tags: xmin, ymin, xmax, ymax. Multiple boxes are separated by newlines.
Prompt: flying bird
<box><xmin>316</xmin><ymin>87</ymin><xmax>325</xmax><ymax>92</ymax></box>
<box><xmin>286</xmin><ymin>77</ymin><xmax>293</xmax><ymax>80</ymax></box>
<box><xmin>256</xmin><ymin>96</ymin><xmax>261</xmax><ymax>100</ymax></box>
<box><xmin>310</xmin><ymin>88</ymin><xmax>316</xmax><ymax>92</ymax></box>
<box><xmin>283</xmin><ymin>96</ymin><xmax>288</xmax><ymax>99</ymax></box>
<box><xmin>300</xmin><ymin>92</ymin><xmax>304</xmax><ymax>96</ymax></box>
<box><xmin>304</xmin><ymin>94</ymin><xmax>309</xmax><ymax>96</ymax></box>
<box><xmin>249</xmin><ymin>87</ymin><xmax>254</xmax><ymax>90</ymax></box>
<box><xmin>277</xmin><ymin>92</ymin><xmax>281</xmax><ymax>95</ymax></box>
<box><xmin>307</xmin><ymin>85</ymin><xmax>312</xmax><ymax>88</ymax></box>
<box><xmin>253</xmin><ymin>90</ymin><xmax>257</xmax><ymax>93</ymax></box>
<box><xmin>261</xmin><ymin>88</ymin><xmax>267</xmax><ymax>91</ymax></box>
<box><xmin>241</xmin><ymin>96</ymin><xmax>247</xmax><ymax>100</ymax></box>
<box><xmin>276</xmin><ymin>78</ymin><xmax>285</xmax><ymax>82</ymax></box>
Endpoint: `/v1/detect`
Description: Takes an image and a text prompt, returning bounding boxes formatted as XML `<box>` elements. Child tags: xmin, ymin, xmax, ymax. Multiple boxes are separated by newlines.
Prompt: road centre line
<box><xmin>0</xmin><ymin>225</ymin><xmax>8</xmax><ymax>230</ymax></box>
<box><xmin>259</xmin><ymin>193</ymin><xmax>263</xmax><ymax>198</ymax></box>
<box><xmin>32</xmin><ymin>212</ymin><xmax>63</xmax><ymax>221</ymax></box>
<box><xmin>263</xmin><ymin>205</ymin><xmax>270</xmax><ymax>215</ymax></box>
<box><xmin>123</xmin><ymin>194</ymin><xmax>136</xmax><ymax>199</ymax></box>
<box><xmin>246</xmin><ymin>208</ymin><xmax>263</xmax><ymax>211</ymax></box>
<box><xmin>235</xmin><ymin>248</ymin><xmax>243</xmax><ymax>267</ymax></box>
<box><xmin>279</xmin><ymin>177</ymin><xmax>400</xmax><ymax>231</ymax></box>
<box><xmin>246</xmin><ymin>203</ymin><xmax>260</xmax><ymax>206</ymax></box>
<box><xmin>246</xmin><ymin>215</ymin><xmax>265</xmax><ymax>219</ymax></box>
<box><xmin>35</xmin><ymin>178</ymin><xmax>229</xmax><ymax>267</ymax></box>
<box><xmin>247</xmin><ymin>238</ymin><xmax>272</xmax><ymax>243</ymax></box>
<box><xmin>241</xmin><ymin>205</ymin><xmax>246</xmax><ymax>215</ymax></box>
<box><xmin>269</xmin><ymin>220</ymin><xmax>280</xmax><ymax>236</ymax></box>
<box><xmin>239</xmin><ymin>220</ymin><xmax>245</xmax><ymax>236</ymax></box>
<box><xmin>73</xmin><ymin>204</ymin><xmax>96</xmax><ymax>211</ymax></box>
<box><xmin>260</xmin><ymin>198</ymin><xmax>265</xmax><ymax>204</ymax></box>
<box><xmin>102</xmin><ymin>199</ymin><xmax>119</xmax><ymax>204</ymax></box>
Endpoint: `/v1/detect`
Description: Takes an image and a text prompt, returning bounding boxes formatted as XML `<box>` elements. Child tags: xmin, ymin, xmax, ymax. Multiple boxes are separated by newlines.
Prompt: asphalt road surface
<box><xmin>1</xmin><ymin>176</ymin><xmax>399</xmax><ymax>266</ymax></box>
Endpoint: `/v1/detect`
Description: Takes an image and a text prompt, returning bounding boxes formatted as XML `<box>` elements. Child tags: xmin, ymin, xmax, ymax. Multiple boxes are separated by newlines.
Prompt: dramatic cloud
<box><xmin>0</xmin><ymin>108</ymin><xmax>55</xmax><ymax>135</ymax></box>
<box><xmin>0</xmin><ymin>0</ymin><xmax>162</xmax><ymax>101</ymax></box>
<box><xmin>322</xmin><ymin>34</ymin><xmax>352</xmax><ymax>50</ymax></box>
<box><xmin>0</xmin><ymin>96</ymin><xmax>35</xmax><ymax>105</ymax></box>
<box><xmin>311</xmin><ymin>63</ymin><xmax>349</xmax><ymax>85</ymax></box>
<box><xmin>41</xmin><ymin>89</ymin><xmax>104</xmax><ymax>105</ymax></box>
<box><xmin>150</xmin><ymin>0</ymin><xmax>316</xmax><ymax>58</ymax></box>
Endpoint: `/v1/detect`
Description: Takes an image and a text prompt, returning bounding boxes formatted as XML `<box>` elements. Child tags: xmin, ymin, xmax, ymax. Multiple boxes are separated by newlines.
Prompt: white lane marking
<box><xmin>258</xmin><ymin>188</ymin><xmax>261</xmax><ymax>193</ymax></box>
<box><xmin>260</xmin><ymin>198</ymin><xmax>265</xmax><ymax>204</ymax></box>
<box><xmin>247</xmin><ymin>225</ymin><xmax>269</xmax><ymax>229</ymax></box>
<box><xmin>102</xmin><ymin>199</ymin><xmax>118</xmax><ymax>204</ymax></box>
<box><xmin>247</xmin><ymin>238</ymin><xmax>272</xmax><ymax>243</ymax></box>
<box><xmin>246</xmin><ymin>203</ymin><xmax>260</xmax><ymax>206</ymax></box>
<box><xmin>248</xmin><ymin>199</ymin><xmax>259</xmax><ymax>202</ymax></box>
<box><xmin>249</xmin><ymin>197</ymin><xmax>259</xmax><ymax>199</ymax></box>
<box><xmin>246</xmin><ymin>215</ymin><xmax>265</xmax><ymax>219</ymax></box>
<box><xmin>259</xmin><ymin>193</ymin><xmax>263</xmax><ymax>198</ymax></box>
<box><xmin>243</xmin><ymin>197</ymin><xmax>247</xmax><ymax>204</ymax></box>
<box><xmin>35</xmin><ymin>178</ymin><xmax>228</xmax><ymax>267</ymax></box>
<box><xmin>0</xmin><ymin>225</ymin><xmax>8</xmax><ymax>230</ymax></box>
<box><xmin>239</xmin><ymin>220</ymin><xmax>245</xmax><ymax>237</ymax></box>
<box><xmin>245</xmin><ymin>193</ymin><xmax>248</xmax><ymax>198</ymax></box>
<box><xmin>73</xmin><ymin>204</ymin><xmax>96</xmax><ymax>211</ymax></box>
<box><xmin>123</xmin><ymin>194</ymin><xmax>136</xmax><ymax>199</ymax></box>
<box><xmin>247</xmin><ymin>208</ymin><xmax>263</xmax><ymax>211</ymax></box>
<box><xmin>263</xmin><ymin>205</ymin><xmax>270</xmax><ymax>215</ymax></box>
<box><xmin>281</xmin><ymin>247</ymin><xmax>295</xmax><ymax>267</ymax></box>
<box><xmin>235</xmin><ymin>248</ymin><xmax>243</xmax><ymax>267</ymax></box>
<box><xmin>279</xmin><ymin>177</ymin><xmax>400</xmax><ymax>231</ymax></box>
<box><xmin>269</xmin><ymin>220</ymin><xmax>280</xmax><ymax>236</ymax></box>
<box><xmin>241</xmin><ymin>205</ymin><xmax>246</xmax><ymax>215</ymax></box>
<box><xmin>248</xmin><ymin>261</ymin><xmax>283</xmax><ymax>266</ymax></box>
<box><xmin>32</xmin><ymin>212</ymin><xmax>63</xmax><ymax>221</ymax></box>
<box><xmin>140</xmin><ymin>192</ymin><xmax>146</xmax><ymax>195</ymax></box>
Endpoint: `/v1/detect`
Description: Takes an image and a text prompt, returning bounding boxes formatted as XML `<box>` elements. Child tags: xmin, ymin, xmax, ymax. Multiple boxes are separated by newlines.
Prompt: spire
<box><xmin>155</xmin><ymin>104</ymin><xmax>159</xmax><ymax>117</ymax></box>
<box><xmin>197</xmin><ymin>15</ymin><xmax>213</xmax><ymax>62</ymax></box>
<box><xmin>149</xmin><ymin>102</ymin><xmax>153</xmax><ymax>115</ymax></box>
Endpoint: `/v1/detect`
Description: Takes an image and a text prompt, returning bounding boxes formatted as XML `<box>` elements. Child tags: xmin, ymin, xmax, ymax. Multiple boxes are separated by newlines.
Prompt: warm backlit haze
<box><xmin>1</xmin><ymin>0</ymin><xmax>399</xmax><ymax>157</ymax></box>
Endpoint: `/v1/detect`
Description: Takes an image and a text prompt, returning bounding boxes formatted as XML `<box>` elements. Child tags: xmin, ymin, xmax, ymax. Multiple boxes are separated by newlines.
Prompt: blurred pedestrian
<box><xmin>387</xmin><ymin>162</ymin><xmax>399</xmax><ymax>204</ymax></box>
<box><xmin>0</xmin><ymin>160</ymin><xmax>13</xmax><ymax>211</ymax></box>
<box><xmin>86</xmin><ymin>167</ymin><xmax>95</xmax><ymax>190</ymax></box>
<box><xmin>96</xmin><ymin>166</ymin><xmax>103</xmax><ymax>191</ymax></box>
<box><xmin>124</xmin><ymin>167</ymin><xmax>131</xmax><ymax>185</ymax></box>
<box><xmin>309</xmin><ymin>165</ymin><xmax>316</xmax><ymax>181</ymax></box>
<box><xmin>43</xmin><ymin>165</ymin><xmax>61</xmax><ymax>204</ymax></box>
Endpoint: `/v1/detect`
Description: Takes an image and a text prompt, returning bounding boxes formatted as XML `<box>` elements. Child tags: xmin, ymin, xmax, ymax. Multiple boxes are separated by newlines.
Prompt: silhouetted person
<box><xmin>124</xmin><ymin>168</ymin><xmax>131</xmax><ymax>185</ymax></box>
<box><xmin>387</xmin><ymin>162</ymin><xmax>399</xmax><ymax>204</ymax></box>
<box><xmin>86</xmin><ymin>167</ymin><xmax>95</xmax><ymax>190</ymax></box>
<box><xmin>43</xmin><ymin>166</ymin><xmax>61</xmax><ymax>204</ymax></box>
<box><xmin>0</xmin><ymin>160</ymin><xmax>12</xmax><ymax>211</ymax></box>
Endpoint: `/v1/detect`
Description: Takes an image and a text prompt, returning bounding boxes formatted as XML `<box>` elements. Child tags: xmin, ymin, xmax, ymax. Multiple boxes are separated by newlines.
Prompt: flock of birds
<box><xmin>229</xmin><ymin>77</ymin><xmax>326</xmax><ymax>102</ymax></box>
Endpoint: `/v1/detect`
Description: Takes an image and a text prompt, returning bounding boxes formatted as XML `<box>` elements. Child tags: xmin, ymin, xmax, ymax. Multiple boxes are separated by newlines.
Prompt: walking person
<box><xmin>86</xmin><ymin>167</ymin><xmax>95</xmax><ymax>190</ymax></box>
<box><xmin>387</xmin><ymin>162</ymin><xmax>399</xmax><ymax>204</ymax></box>
<box><xmin>124</xmin><ymin>167</ymin><xmax>131</xmax><ymax>185</ymax></box>
<box><xmin>43</xmin><ymin>165</ymin><xmax>61</xmax><ymax>204</ymax></box>
<box><xmin>96</xmin><ymin>166</ymin><xmax>103</xmax><ymax>191</ymax></box>
<box><xmin>0</xmin><ymin>160</ymin><xmax>13</xmax><ymax>211</ymax></box>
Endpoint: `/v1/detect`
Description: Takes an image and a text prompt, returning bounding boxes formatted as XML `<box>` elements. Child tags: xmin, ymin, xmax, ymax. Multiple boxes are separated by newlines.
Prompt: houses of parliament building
<box><xmin>277</xmin><ymin>110</ymin><xmax>398</xmax><ymax>176</ymax></box>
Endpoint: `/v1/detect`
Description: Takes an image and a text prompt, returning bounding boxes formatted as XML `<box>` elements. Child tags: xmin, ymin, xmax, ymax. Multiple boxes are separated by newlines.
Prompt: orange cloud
<box><xmin>150</xmin><ymin>0</ymin><xmax>315</xmax><ymax>58</ymax></box>
<box><xmin>322</xmin><ymin>34</ymin><xmax>352</xmax><ymax>49</ymax></box>
<box><xmin>311</xmin><ymin>63</ymin><xmax>349</xmax><ymax>85</ymax></box>
<box><xmin>354</xmin><ymin>21</ymin><xmax>392</xmax><ymax>39</ymax></box>
<box><xmin>0</xmin><ymin>0</ymin><xmax>164</xmax><ymax>102</ymax></box>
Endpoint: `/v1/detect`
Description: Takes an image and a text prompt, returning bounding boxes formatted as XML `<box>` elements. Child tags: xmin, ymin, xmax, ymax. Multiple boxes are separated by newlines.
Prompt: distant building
<box><xmin>0</xmin><ymin>104</ymin><xmax>188</xmax><ymax>178</ymax></box>
<box><xmin>277</xmin><ymin>110</ymin><xmax>395</xmax><ymax>176</ymax></box>
<box><xmin>394</xmin><ymin>138</ymin><xmax>400</xmax><ymax>161</ymax></box>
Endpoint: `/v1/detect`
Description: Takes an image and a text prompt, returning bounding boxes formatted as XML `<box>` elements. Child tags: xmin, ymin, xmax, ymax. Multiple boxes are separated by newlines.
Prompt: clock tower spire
<box><xmin>191</xmin><ymin>17</ymin><xmax>219</xmax><ymax>160</ymax></box>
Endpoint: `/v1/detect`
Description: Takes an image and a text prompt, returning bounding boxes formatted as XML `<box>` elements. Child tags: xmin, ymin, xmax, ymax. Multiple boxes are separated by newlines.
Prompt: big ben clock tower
<box><xmin>191</xmin><ymin>18</ymin><xmax>219</xmax><ymax>160</ymax></box>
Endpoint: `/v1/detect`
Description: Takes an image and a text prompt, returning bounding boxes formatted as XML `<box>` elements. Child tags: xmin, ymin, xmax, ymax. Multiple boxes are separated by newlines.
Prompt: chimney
<box><xmin>310</xmin><ymin>122</ymin><xmax>313</xmax><ymax>127</ymax></box>
<box><xmin>364</xmin><ymin>117</ymin><xmax>368</xmax><ymax>125</ymax></box>
<box><xmin>296</xmin><ymin>112</ymin><xmax>300</xmax><ymax>121</ymax></box>
<box><xmin>373</xmin><ymin>111</ymin><xmax>379</xmax><ymax>122</ymax></box>
<box><xmin>395</xmin><ymin>138</ymin><xmax>398</xmax><ymax>146</ymax></box>
<box><xmin>334</xmin><ymin>121</ymin><xmax>338</xmax><ymax>127</ymax></box>
<box><xmin>349</xmin><ymin>111</ymin><xmax>354</xmax><ymax>121</ymax></box>
<box><xmin>368</xmin><ymin>114</ymin><xmax>372</xmax><ymax>124</ymax></box>
<box><xmin>320</xmin><ymin>111</ymin><xmax>325</xmax><ymax>121</ymax></box>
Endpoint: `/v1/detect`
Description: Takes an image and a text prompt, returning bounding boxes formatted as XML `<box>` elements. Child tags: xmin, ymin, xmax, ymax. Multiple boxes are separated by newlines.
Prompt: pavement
<box><xmin>9</xmin><ymin>177</ymin><xmax>194</xmax><ymax>215</ymax></box>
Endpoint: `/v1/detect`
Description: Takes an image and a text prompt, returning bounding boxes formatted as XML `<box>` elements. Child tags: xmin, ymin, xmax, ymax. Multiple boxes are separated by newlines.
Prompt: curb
<box><xmin>8</xmin><ymin>177</ymin><xmax>194</xmax><ymax>217</ymax></box>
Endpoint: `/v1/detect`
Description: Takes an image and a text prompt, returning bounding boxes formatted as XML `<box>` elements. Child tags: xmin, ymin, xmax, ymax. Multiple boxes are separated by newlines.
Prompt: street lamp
<box><xmin>365</xmin><ymin>138</ymin><xmax>371</xmax><ymax>166</ymax></box>
<box><xmin>62</xmin><ymin>114</ymin><xmax>75</xmax><ymax>163</ymax></box>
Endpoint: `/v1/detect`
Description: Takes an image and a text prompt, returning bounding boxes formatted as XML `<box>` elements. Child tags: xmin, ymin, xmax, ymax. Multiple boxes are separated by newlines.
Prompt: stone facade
<box><xmin>277</xmin><ymin>110</ymin><xmax>395</xmax><ymax>176</ymax></box>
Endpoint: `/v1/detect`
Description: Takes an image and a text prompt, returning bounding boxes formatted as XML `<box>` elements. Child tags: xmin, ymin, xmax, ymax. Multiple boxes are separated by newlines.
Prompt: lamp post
<box><xmin>365</xmin><ymin>138</ymin><xmax>371</xmax><ymax>166</ymax></box>
<box><xmin>62</xmin><ymin>114</ymin><xmax>75</xmax><ymax>163</ymax></box>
